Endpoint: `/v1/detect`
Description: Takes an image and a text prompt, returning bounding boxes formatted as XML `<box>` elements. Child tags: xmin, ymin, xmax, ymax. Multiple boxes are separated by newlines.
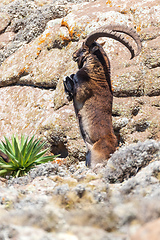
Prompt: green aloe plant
<box><xmin>0</xmin><ymin>135</ymin><xmax>58</xmax><ymax>177</ymax></box>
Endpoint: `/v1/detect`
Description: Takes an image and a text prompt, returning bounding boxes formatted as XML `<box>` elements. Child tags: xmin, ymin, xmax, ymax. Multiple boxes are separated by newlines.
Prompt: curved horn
<box><xmin>85</xmin><ymin>24</ymin><xmax>142</xmax><ymax>59</ymax></box>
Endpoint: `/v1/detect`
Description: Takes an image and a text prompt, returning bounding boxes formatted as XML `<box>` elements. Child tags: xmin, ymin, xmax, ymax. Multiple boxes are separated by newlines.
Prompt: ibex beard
<box><xmin>64</xmin><ymin>25</ymin><xmax>142</xmax><ymax>168</ymax></box>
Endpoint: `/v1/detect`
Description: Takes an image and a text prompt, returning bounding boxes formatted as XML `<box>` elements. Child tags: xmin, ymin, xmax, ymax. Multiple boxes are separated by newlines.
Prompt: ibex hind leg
<box><xmin>91</xmin><ymin>135</ymin><xmax>117</xmax><ymax>167</ymax></box>
<box><xmin>85</xmin><ymin>150</ymin><xmax>91</xmax><ymax>167</ymax></box>
<box><xmin>85</xmin><ymin>141</ymin><xmax>93</xmax><ymax>167</ymax></box>
<box><xmin>85</xmin><ymin>139</ymin><xmax>111</xmax><ymax>168</ymax></box>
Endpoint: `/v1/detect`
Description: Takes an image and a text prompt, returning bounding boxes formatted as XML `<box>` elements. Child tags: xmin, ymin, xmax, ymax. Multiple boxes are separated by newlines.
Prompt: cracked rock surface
<box><xmin>0</xmin><ymin>0</ymin><xmax>160</xmax><ymax>239</ymax></box>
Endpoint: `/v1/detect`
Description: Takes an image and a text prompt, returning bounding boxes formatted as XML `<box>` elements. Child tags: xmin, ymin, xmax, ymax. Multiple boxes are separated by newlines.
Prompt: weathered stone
<box><xmin>140</xmin><ymin>26</ymin><xmax>160</xmax><ymax>41</ymax></box>
<box><xmin>0</xmin><ymin>1</ymin><xmax>160</xmax><ymax>239</ymax></box>
<box><xmin>131</xmin><ymin>218</ymin><xmax>160</xmax><ymax>240</ymax></box>
<box><xmin>39</xmin><ymin>104</ymin><xmax>86</xmax><ymax>161</ymax></box>
<box><xmin>104</xmin><ymin>140</ymin><xmax>160</xmax><ymax>183</ymax></box>
<box><xmin>113</xmin><ymin>96</ymin><xmax>160</xmax><ymax>144</ymax></box>
<box><xmin>112</xmin><ymin>69</ymin><xmax>144</xmax><ymax>97</ymax></box>
<box><xmin>0</xmin><ymin>32</ymin><xmax>15</xmax><ymax>49</ymax></box>
<box><xmin>113</xmin><ymin>117</ymin><xmax>129</xmax><ymax>131</ymax></box>
<box><xmin>0</xmin><ymin>12</ymin><xmax>10</xmax><ymax>33</ymax></box>
<box><xmin>143</xmin><ymin>37</ymin><xmax>160</xmax><ymax>69</ymax></box>
<box><xmin>120</xmin><ymin>161</ymin><xmax>160</xmax><ymax>195</ymax></box>
<box><xmin>0</xmin><ymin>0</ymin><xmax>160</xmax><ymax>159</ymax></box>
<box><xmin>0</xmin><ymin>1</ymin><xmax>69</xmax><ymax>65</ymax></box>
<box><xmin>0</xmin><ymin>23</ymin><xmax>74</xmax><ymax>87</ymax></box>
<box><xmin>144</xmin><ymin>68</ymin><xmax>160</xmax><ymax>96</ymax></box>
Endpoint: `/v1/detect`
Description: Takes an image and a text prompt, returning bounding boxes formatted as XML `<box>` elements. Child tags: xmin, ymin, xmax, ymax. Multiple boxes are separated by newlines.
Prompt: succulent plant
<box><xmin>0</xmin><ymin>135</ymin><xmax>58</xmax><ymax>177</ymax></box>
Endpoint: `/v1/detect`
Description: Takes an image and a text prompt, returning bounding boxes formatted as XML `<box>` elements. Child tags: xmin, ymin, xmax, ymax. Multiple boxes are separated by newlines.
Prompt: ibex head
<box><xmin>73</xmin><ymin>24</ymin><xmax>142</xmax><ymax>69</ymax></box>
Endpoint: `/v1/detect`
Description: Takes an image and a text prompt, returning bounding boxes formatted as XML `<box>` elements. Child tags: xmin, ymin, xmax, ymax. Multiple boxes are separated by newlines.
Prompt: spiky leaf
<box><xmin>0</xmin><ymin>135</ymin><xmax>58</xmax><ymax>178</ymax></box>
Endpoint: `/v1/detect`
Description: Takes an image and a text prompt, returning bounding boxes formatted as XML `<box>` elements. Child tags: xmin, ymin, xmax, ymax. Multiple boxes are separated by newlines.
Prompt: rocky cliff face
<box><xmin>0</xmin><ymin>0</ymin><xmax>160</xmax><ymax>239</ymax></box>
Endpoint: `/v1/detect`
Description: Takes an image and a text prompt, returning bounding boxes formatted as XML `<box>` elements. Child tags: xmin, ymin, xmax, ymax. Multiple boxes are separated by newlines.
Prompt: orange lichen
<box><xmin>106</xmin><ymin>0</ymin><xmax>112</xmax><ymax>7</ymax></box>
<box><xmin>61</xmin><ymin>19</ymin><xmax>81</xmax><ymax>41</ymax></box>
<box><xmin>54</xmin><ymin>158</ymin><xmax>67</xmax><ymax>166</ymax></box>
<box><xmin>38</xmin><ymin>37</ymin><xmax>46</xmax><ymax>45</ymax></box>
<box><xmin>46</xmin><ymin>32</ymin><xmax>51</xmax><ymax>37</ymax></box>
<box><xmin>18</xmin><ymin>67</ymin><xmax>26</xmax><ymax>76</ymax></box>
<box><xmin>106</xmin><ymin>0</ymin><xmax>111</xmax><ymax>4</ymax></box>
<box><xmin>137</xmin><ymin>25</ymin><xmax>141</xmax><ymax>32</ymax></box>
<box><xmin>24</xmin><ymin>123</ymin><xmax>30</xmax><ymax>129</ymax></box>
<box><xmin>61</xmin><ymin>19</ymin><xmax>69</xmax><ymax>29</ymax></box>
<box><xmin>37</xmin><ymin>32</ymin><xmax>50</xmax><ymax>46</ymax></box>
<box><xmin>61</xmin><ymin>19</ymin><xmax>75</xmax><ymax>42</ymax></box>
<box><xmin>120</xmin><ymin>10</ymin><xmax>128</xmax><ymax>14</ymax></box>
<box><xmin>36</xmin><ymin>47</ymin><xmax>41</xmax><ymax>56</ymax></box>
<box><xmin>69</xmin><ymin>26</ymin><xmax>75</xmax><ymax>38</ymax></box>
<box><xmin>59</xmin><ymin>34</ymin><xmax>70</xmax><ymax>42</ymax></box>
<box><xmin>37</xmin><ymin>2</ymin><xmax>44</xmax><ymax>7</ymax></box>
<box><xmin>130</xmin><ymin>8</ymin><xmax>136</xmax><ymax>13</ymax></box>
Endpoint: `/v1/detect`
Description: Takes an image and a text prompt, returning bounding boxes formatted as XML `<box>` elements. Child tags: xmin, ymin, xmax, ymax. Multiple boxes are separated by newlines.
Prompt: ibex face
<box><xmin>73</xmin><ymin>42</ymin><xmax>90</xmax><ymax>69</ymax></box>
<box><xmin>64</xmin><ymin>24</ymin><xmax>142</xmax><ymax>167</ymax></box>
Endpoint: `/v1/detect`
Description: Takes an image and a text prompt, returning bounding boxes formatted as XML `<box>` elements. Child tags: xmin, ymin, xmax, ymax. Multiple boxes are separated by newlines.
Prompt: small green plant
<box><xmin>0</xmin><ymin>135</ymin><xmax>58</xmax><ymax>178</ymax></box>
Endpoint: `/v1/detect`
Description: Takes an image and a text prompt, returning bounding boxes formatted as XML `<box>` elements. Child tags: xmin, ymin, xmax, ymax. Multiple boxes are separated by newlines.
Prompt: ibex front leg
<box><xmin>63</xmin><ymin>74</ymin><xmax>75</xmax><ymax>101</ymax></box>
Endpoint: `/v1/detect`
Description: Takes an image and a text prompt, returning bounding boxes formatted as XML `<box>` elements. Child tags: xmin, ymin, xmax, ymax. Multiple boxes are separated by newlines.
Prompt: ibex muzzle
<box><xmin>64</xmin><ymin>24</ymin><xmax>142</xmax><ymax>167</ymax></box>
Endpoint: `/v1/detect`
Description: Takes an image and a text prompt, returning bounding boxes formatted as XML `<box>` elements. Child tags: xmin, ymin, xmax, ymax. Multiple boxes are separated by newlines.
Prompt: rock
<box><xmin>112</xmin><ymin>69</ymin><xmax>144</xmax><ymax>97</ymax></box>
<box><xmin>0</xmin><ymin>32</ymin><xmax>15</xmax><ymax>49</ymax></box>
<box><xmin>144</xmin><ymin>68</ymin><xmax>160</xmax><ymax>96</ymax></box>
<box><xmin>0</xmin><ymin>139</ymin><xmax>159</xmax><ymax>239</ymax></box>
<box><xmin>68</xmin><ymin>226</ymin><xmax>122</xmax><ymax>240</ymax></box>
<box><xmin>40</xmin><ymin>104</ymin><xmax>86</xmax><ymax>161</ymax></box>
<box><xmin>120</xmin><ymin>161</ymin><xmax>160</xmax><ymax>195</ymax></box>
<box><xmin>112</xmin><ymin>96</ymin><xmax>160</xmax><ymax>144</ymax></box>
<box><xmin>0</xmin><ymin>23</ymin><xmax>75</xmax><ymax>87</ymax></box>
<box><xmin>143</xmin><ymin>37</ymin><xmax>160</xmax><ymax>69</ymax></box>
<box><xmin>0</xmin><ymin>85</ymin><xmax>86</xmax><ymax>161</ymax></box>
<box><xmin>0</xmin><ymin>0</ymin><xmax>69</xmax><ymax>64</ymax></box>
<box><xmin>8</xmin><ymin>162</ymin><xmax>59</xmax><ymax>186</ymax></box>
<box><xmin>131</xmin><ymin>218</ymin><xmax>160</xmax><ymax>240</ymax></box>
<box><xmin>0</xmin><ymin>1</ymin><xmax>160</xmax><ymax>239</ymax></box>
<box><xmin>0</xmin><ymin>12</ymin><xmax>10</xmax><ymax>33</ymax></box>
<box><xmin>54</xmin><ymin>183</ymin><xmax>70</xmax><ymax>195</ymax></box>
<box><xmin>0</xmin><ymin>0</ymin><xmax>160</xmax><ymax>154</ymax></box>
<box><xmin>104</xmin><ymin>140</ymin><xmax>160</xmax><ymax>183</ymax></box>
<box><xmin>113</xmin><ymin>117</ymin><xmax>129</xmax><ymax>131</ymax></box>
<box><xmin>0</xmin><ymin>224</ymin><xmax>55</xmax><ymax>240</ymax></box>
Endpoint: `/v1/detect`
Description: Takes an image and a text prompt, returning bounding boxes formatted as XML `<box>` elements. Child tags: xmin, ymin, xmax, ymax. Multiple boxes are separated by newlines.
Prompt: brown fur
<box><xmin>64</xmin><ymin>42</ymin><xmax>117</xmax><ymax>167</ymax></box>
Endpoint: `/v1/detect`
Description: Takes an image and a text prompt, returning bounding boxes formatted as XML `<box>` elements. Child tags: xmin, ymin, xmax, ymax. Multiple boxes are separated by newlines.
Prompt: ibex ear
<box><xmin>99</xmin><ymin>41</ymin><xmax>105</xmax><ymax>47</ymax></box>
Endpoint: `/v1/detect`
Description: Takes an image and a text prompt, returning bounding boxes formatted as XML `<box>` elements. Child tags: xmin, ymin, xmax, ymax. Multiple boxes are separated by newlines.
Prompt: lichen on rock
<box><xmin>0</xmin><ymin>0</ymin><xmax>160</xmax><ymax>239</ymax></box>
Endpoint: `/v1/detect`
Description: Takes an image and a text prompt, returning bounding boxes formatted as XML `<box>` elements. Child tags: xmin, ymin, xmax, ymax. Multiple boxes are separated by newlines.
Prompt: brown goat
<box><xmin>64</xmin><ymin>24</ymin><xmax>142</xmax><ymax>167</ymax></box>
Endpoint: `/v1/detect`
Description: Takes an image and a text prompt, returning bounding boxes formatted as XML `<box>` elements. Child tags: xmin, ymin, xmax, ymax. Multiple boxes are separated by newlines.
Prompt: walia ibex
<box><xmin>64</xmin><ymin>24</ymin><xmax>142</xmax><ymax>167</ymax></box>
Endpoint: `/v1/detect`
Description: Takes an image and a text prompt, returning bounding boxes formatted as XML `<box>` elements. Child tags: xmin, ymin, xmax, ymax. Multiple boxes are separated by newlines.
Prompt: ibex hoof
<box><xmin>63</xmin><ymin>75</ymin><xmax>75</xmax><ymax>101</ymax></box>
